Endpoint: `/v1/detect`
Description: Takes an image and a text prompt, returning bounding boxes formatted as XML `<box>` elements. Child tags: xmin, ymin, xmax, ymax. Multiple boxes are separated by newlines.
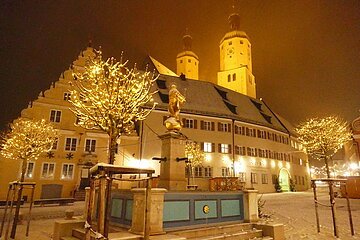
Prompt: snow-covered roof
<box><xmin>148</xmin><ymin>56</ymin><xmax>178</xmax><ymax>77</ymax></box>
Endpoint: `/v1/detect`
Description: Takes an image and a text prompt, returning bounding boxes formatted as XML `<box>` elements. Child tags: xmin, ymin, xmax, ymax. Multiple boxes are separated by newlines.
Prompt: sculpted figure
<box><xmin>165</xmin><ymin>84</ymin><xmax>186</xmax><ymax>131</ymax></box>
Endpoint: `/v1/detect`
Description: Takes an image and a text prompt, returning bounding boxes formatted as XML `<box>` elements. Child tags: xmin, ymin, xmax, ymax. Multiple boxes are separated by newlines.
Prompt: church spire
<box><xmin>176</xmin><ymin>29</ymin><xmax>199</xmax><ymax>80</ymax></box>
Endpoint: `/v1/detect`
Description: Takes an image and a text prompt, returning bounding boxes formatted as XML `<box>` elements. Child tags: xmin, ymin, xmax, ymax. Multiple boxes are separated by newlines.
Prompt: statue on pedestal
<box><xmin>164</xmin><ymin>84</ymin><xmax>186</xmax><ymax>131</ymax></box>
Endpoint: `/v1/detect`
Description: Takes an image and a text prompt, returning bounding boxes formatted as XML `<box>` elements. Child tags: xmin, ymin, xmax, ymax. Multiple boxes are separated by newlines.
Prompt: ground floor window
<box><xmin>238</xmin><ymin>172</ymin><xmax>246</xmax><ymax>182</ymax></box>
<box><xmin>41</xmin><ymin>163</ymin><xmax>55</xmax><ymax>179</ymax></box>
<box><xmin>25</xmin><ymin>162</ymin><xmax>35</xmax><ymax>179</ymax></box>
<box><xmin>251</xmin><ymin>172</ymin><xmax>258</xmax><ymax>184</ymax></box>
<box><xmin>261</xmin><ymin>173</ymin><xmax>268</xmax><ymax>184</ymax></box>
<box><xmin>61</xmin><ymin>163</ymin><xmax>75</xmax><ymax>180</ymax></box>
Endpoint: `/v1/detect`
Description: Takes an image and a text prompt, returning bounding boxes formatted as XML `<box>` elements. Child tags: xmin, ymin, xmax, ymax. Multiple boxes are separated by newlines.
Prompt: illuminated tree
<box><xmin>0</xmin><ymin>118</ymin><xmax>57</xmax><ymax>238</ymax></box>
<box><xmin>69</xmin><ymin>48</ymin><xmax>157</xmax><ymax>164</ymax></box>
<box><xmin>295</xmin><ymin>116</ymin><xmax>352</xmax><ymax>178</ymax></box>
<box><xmin>185</xmin><ymin>141</ymin><xmax>204</xmax><ymax>185</ymax></box>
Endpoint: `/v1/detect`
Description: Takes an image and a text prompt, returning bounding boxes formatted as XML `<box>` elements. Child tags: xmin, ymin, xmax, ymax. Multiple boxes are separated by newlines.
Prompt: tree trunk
<box><xmin>108</xmin><ymin>133</ymin><xmax>117</xmax><ymax>164</ymax></box>
<box><xmin>10</xmin><ymin>158</ymin><xmax>26</xmax><ymax>239</ymax></box>
<box><xmin>325</xmin><ymin>156</ymin><xmax>338</xmax><ymax>237</ymax></box>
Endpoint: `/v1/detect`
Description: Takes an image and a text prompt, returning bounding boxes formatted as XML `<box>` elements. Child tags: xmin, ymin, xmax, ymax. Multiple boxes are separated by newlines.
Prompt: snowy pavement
<box><xmin>2</xmin><ymin>191</ymin><xmax>360</xmax><ymax>239</ymax></box>
<box><xmin>260</xmin><ymin>191</ymin><xmax>360</xmax><ymax>239</ymax></box>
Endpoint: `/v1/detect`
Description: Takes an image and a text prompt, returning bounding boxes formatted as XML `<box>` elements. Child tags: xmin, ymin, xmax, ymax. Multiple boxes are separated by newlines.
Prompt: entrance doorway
<box><xmin>279</xmin><ymin>168</ymin><xmax>290</xmax><ymax>192</ymax></box>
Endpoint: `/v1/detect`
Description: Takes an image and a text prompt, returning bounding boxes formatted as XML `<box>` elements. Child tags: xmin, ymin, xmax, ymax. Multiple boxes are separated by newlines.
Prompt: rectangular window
<box><xmin>251</xmin><ymin>173</ymin><xmax>258</xmax><ymax>184</ymax></box>
<box><xmin>218</xmin><ymin>122</ymin><xmax>230</xmax><ymax>132</ymax></box>
<box><xmin>194</xmin><ymin>167</ymin><xmax>202</xmax><ymax>177</ymax></box>
<box><xmin>261</xmin><ymin>174</ymin><xmax>268</xmax><ymax>184</ymax></box>
<box><xmin>235</xmin><ymin>145</ymin><xmax>246</xmax><ymax>156</ymax></box>
<box><xmin>50</xmin><ymin>110</ymin><xmax>61</xmax><ymax>123</ymax></box>
<box><xmin>185</xmin><ymin>119</ymin><xmax>194</xmax><ymax>129</ymax></box>
<box><xmin>204</xmin><ymin>167</ymin><xmax>213</xmax><ymax>177</ymax></box>
<box><xmin>201</xmin><ymin>120</ymin><xmax>213</xmax><ymax>131</ymax></box>
<box><xmin>25</xmin><ymin>162</ymin><xmax>35</xmax><ymax>178</ymax></box>
<box><xmin>220</xmin><ymin>143</ymin><xmax>230</xmax><ymax>154</ymax></box>
<box><xmin>61</xmin><ymin>164</ymin><xmax>74</xmax><ymax>180</ymax></box>
<box><xmin>41</xmin><ymin>163</ymin><xmax>55</xmax><ymax>179</ymax></box>
<box><xmin>247</xmin><ymin>147</ymin><xmax>256</xmax><ymax>157</ymax></box>
<box><xmin>85</xmin><ymin>139</ymin><xmax>96</xmax><ymax>153</ymax></box>
<box><xmin>272</xmin><ymin>174</ymin><xmax>277</xmax><ymax>184</ymax></box>
<box><xmin>302</xmin><ymin>176</ymin><xmax>305</xmax><ymax>185</ymax></box>
<box><xmin>238</xmin><ymin>172</ymin><xmax>246</xmax><ymax>182</ymax></box>
<box><xmin>203</xmin><ymin>142</ymin><xmax>213</xmax><ymax>153</ymax></box>
<box><xmin>221</xmin><ymin>167</ymin><xmax>231</xmax><ymax>177</ymax></box>
<box><xmin>235</xmin><ymin>125</ymin><xmax>245</xmax><ymax>135</ymax></box>
<box><xmin>63</xmin><ymin>92</ymin><xmax>71</xmax><ymax>101</ymax></box>
<box><xmin>52</xmin><ymin>139</ymin><xmax>58</xmax><ymax>150</ymax></box>
<box><xmin>65</xmin><ymin>138</ymin><xmax>77</xmax><ymax>151</ymax></box>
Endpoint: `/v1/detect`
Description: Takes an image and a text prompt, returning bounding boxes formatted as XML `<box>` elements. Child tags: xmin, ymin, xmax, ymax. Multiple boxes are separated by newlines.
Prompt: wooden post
<box><xmin>311</xmin><ymin>180</ymin><xmax>320</xmax><ymax>233</ymax></box>
<box><xmin>98</xmin><ymin>170</ymin><xmax>106</xmax><ymax>235</ymax></box>
<box><xmin>104</xmin><ymin>176</ymin><xmax>113</xmax><ymax>238</ymax></box>
<box><xmin>84</xmin><ymin>187</ymin><xmax>90</xmax><ymax>221</ymax></box>
<box><xmin>5</xmin><ymin>184</ymin><xmax>17</xmax><ymax>240</ymax></box>
<box><xmin>0</xmin><ymin>184</ymin><xmax>12</xmax><ymax>237</ymax></box>
<box><xmin>85</xmin><ymin>179</ymin><xmax>94</xmax><ymax>240</ymax></box>
<box><xmin>343</xmin><ymin>182</ymin><xmax>354</xmax><ymax>235</ymax></box>
<box><xmin>144</xmin><ymin>175</ymin><xmax>152</xmax><ymax>240</ymax></box>
<box><xmin>26</xmin><ymin>184</ymin><xmax>35</xmax><ymax>237</ymax></box>
<box><xmin>328</xmin><ymin>181</ymin><xmax>338</xmax><ymax>237</ymax></box>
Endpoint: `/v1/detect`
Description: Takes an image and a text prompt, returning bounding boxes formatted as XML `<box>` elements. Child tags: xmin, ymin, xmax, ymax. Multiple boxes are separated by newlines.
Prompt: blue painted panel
<box><xmin>163</xmin><ymin>201</ymin><xmax>190</xmax><ymax>222</ymax></box>
<box><xmin>194</xmin><ymin>200</ymin><xmax>217</xmax><ymax>219</ymax></box>
<box><xmin>111</xmin><ymin>198</ymin><xmax>123</xmax><ymax>218</ymax></box>
<box><xmin>221</xmin><ymin>199</ymin><xmax>241</xmax><ymax>217</ymax></box>
<box><xmin>125</xmin><ymin>199</ymin><xmax>133</xmax><ymax>221</ymax></box>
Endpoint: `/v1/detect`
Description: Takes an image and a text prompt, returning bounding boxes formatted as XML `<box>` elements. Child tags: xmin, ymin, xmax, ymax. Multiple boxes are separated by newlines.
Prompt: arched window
<box><xmin>227</xmin><ymin>74</ymin><xmax>231</xmax><ymax>82</ymax></box>
<box><xmin>232</xmin><ymin>73</ymin><xmax>236</xmax><ymax>81</ymax></box>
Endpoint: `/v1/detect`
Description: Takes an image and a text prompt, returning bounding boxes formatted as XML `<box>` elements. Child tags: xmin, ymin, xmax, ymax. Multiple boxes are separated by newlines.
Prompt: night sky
<box><xmin>0</xmin><ymin>0</ymin><xmax>359</xmax><ymax>130</ymax></box>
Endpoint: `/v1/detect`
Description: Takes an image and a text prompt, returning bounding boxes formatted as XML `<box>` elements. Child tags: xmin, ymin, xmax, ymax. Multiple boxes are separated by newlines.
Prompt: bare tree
<box><xmin>1</xmin><ymin>118</ymin><xmax>57</xmax><ymax>238</ymax></box>
<box><xmin>69</xmin><ymin>48</ymin><xmax>157</xmax><ymax>164</ymax></box>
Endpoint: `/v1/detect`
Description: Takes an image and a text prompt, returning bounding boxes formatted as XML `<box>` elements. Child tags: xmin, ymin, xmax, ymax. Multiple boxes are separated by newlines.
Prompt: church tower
<box><xmin>176</xmin><ymin>33</ymin><xmax>199</xmax><ymax>80</ymax></box>
<box><xmin>217</xmin><ymin>10</ymin><xmax>256</xmax><ymax>98</ymax></box>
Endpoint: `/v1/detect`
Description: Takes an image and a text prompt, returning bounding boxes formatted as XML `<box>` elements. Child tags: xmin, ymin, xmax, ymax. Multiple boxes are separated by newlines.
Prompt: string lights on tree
<box><xmin>185</xmin><ymin>141</ymin><xmax>204</xmax><ymax>185</ymax></box>
<box><xmin>69</xmin><ymin>48</ymin><xmax>158</xmax><ymax>164</ymax></box>
<box><xmin>295</xmin><ymin>116</ymin><xmax>352</xmax><ymax>178</ymax></box>
<box><xmin>0</xmin><ymin>118</ymin><xmax>57</xmax><ymax>238</ymax></box>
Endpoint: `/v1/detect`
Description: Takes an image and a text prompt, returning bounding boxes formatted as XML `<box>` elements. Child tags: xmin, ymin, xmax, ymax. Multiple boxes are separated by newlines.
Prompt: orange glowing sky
<box><xmin>0</xmin><ymin>0</ymin><xmax>359</xmax><ymax>129</ymax></box>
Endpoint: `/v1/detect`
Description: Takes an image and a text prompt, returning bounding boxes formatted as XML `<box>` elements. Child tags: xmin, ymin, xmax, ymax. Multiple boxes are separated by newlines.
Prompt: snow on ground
<box><xmin>260</xmin><ymin>191</ymin><xmax>360</xmax><ymax>239</ymax></box>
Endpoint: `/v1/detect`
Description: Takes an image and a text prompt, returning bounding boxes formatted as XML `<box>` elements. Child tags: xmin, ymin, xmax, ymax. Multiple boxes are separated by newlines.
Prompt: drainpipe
<box><xmin>232</xmin><ymin>119</ymin><xmax>236</xmax><ymax>177</ymax></box>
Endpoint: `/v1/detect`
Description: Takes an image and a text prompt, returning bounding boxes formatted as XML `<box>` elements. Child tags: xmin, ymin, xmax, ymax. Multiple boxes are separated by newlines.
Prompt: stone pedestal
<box><xmin>243</xmin><ymin>189</ymin><xmax>259</xmax><ymax>222</ymax></box>
<box><xmin>158</xmin><ymin>132</ymin><xmax>187</xmax><ymax>191</ymax></box>
<box><xmin>129</xmin><ymin>188</ymin><xmax>167</xmax><ymax>235</ymax></box>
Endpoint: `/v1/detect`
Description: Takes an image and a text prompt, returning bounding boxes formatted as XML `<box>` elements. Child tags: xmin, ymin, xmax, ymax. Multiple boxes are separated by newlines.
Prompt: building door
<box><xmin>79</xmin><ymin>167</ymin><xmax>90</xmax><ymax>189</ymax></box>
<box><xmin>279</xmin><ymin>168</ymin><xmax>290</xmax><ymax>192</ymax></box>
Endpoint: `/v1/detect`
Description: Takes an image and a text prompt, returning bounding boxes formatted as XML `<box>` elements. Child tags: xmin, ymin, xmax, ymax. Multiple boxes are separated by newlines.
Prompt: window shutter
<box><xmin>227</xmin><ymin>123</ymin><xmax>231</xmax><ymax>132</ymax></box>
<box><xmin>211</xmin><ymin>122</ymin><xmax>215</xmax><ymax>131</ymax></box>
<box><xmin>200</xmin><ymin>142</ymin><xmax>204</xmax><ymax>151</ymax></box>
<box><xmin>211</xmin><ymin>143</ymin><xmax>215</xmax><ymax>152</ymax></box>
<box><xmin>218</xmin><ymin>143</ymin><xmax>221</xmax><ymax>153</ymax></box>
<box><xmin>194</xmin><ymin>120</ymin><xmax>198</xmax><ymax>129</ymax></box>
<box><xmin>228</xmin><ymin>144</ymin><xmax>232</xmax><ymax>154</ymax></box>
<box><xmin>200</xmin><ymin>120</ymin><xmax>204</xmax><ymax>130</ymax></box>
<box><xmin>217</xmin><ymin>122</ymin><xmax>221</xmax><ymax>131</ymax></box>
<box><xmin>182</xmin><ymin>118</ymin><xmax>186</xmax><ymax>127</ymax></box>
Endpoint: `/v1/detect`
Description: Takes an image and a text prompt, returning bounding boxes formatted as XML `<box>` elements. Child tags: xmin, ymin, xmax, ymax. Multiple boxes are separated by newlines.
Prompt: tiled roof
<box><xmin>150</xmin><ymin>74</ymin><xmax>294</xmax><ymax>134</ymax></box>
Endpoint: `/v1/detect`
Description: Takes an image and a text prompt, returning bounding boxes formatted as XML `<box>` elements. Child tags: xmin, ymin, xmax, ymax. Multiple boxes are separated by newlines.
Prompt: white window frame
<box><xmin>203</xmin><ymin>121</ymin><xmax>212</xmax><ymax>131</ymax></box>
<box><xmin>65</xmin><ymin>137</ymin><xmax>77</xmax><ymax>151</ymax></box>
<box><xmin>219</xmin><ymin>122</ymin><xmax>228</xmax><ymax>132</ymax></box>
<box><xmin>251</xmin><ymin>172</ymin><xmax>258</xmax><ymax>184</ymax></box>
<box><xmin>185</xmin><ymin>119</ymin><xmax>194</xmax><ymax>129</ymax></box>
<box><xmin>220</xmin><ymin>143</ymin><xmax>230</xmax><ymax>154</ymax></box>
<box><xmin>41</xmin><ymin>162</ymin><xmax>56</xmax><ymax>179</ymax></box>
<box><xmin>25</xmin><ymin>161</ymin><xmax>35</xmax><ymax>179</ymax></box>
<box><xmin>238</xmin><ymin>172</ymin><xmax>246</xmax><ymax>182</ymax></box>
<box><xmin>204</xmin><ymin>167</ymin><xmax>212</xmax><ymax>178</ymax></box>
<box><xmin>61</xmin><ymin>163</ymin><xmax>75</xmax><ymax>180</ymax></box>
<box><xmin>50</xmin><ymin>110</ymin><xmax>61</xmax><ymax>123</ymax></box>
<box><xmin>85</xmin><ymin>139</ymin><xmax>97</xmax><ymax>153</ymax></box>
<box><xmin>261</xmin><ymin>173</ymin><xmax>268</xmax><ymax>184</ymax></box>
<box><xmin>203</xmin><ymin>142</ymin><xmax>212</xmax><ymax>153</ymax></box>
<box><xmin>52</xmin><ymin>139</ymin><xmax>58</xmax><ymax>150</ymax></box>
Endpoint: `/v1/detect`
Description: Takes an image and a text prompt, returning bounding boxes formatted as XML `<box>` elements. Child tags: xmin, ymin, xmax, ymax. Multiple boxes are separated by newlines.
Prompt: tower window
<box><xmin>188</xmin><ymin>59</ymin><xmax>191</xmax><ymax>63</ymax></box>
<box><xmin>195</xmin><ymin>62</ymin><xmax>197</xmax><ymax>66</ymax></box>
<box><xmin>227</xmin><ymin>74</ymin><xmax>231</xmax><ymax>82</ymax></box>
<box><xmin>232</xmin><ymin>73</ymin><xmax>236</xmax><ymax>81</ymax></box>
<box><xmin>180</xmin><ymin>60</ymin><xmax>183</xmax><ymax>63</ymax></box>
<box><xmin>240</xmin><ymin>40</ymin><xmax>243</xmax><ymax>44</ymax></box>
<box><xmin>229</xmin><ymin>41</ymin><xmax>232</xmax><ymax>45</ymax></box>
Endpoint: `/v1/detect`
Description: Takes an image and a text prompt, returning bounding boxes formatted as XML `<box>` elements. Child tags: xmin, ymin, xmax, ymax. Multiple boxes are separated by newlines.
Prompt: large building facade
<box><xmin>0</xmin><ymin>11</ymin><xmax>310</xmax><ymax>200</ymax></box>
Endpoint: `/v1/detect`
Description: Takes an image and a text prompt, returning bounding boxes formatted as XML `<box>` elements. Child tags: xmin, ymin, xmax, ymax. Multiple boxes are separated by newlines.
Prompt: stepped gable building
<box><xmin>0</xmin><ymin>11</ymin><xmax>309</xmax><ymax>200</ymax></box>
